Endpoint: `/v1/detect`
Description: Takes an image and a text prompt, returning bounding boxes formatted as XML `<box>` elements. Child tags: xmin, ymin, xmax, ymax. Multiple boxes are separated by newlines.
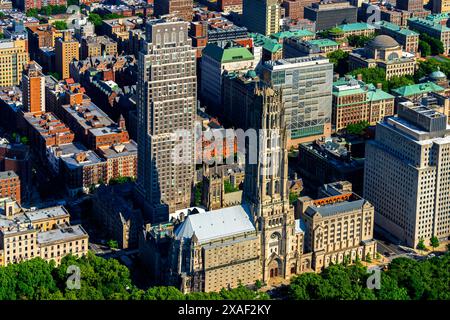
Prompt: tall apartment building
<box><xmin>261</xmin><ymin>56</ymin><xmax>333</xmax><ymax>146</ymax></box>
<box><xmin>0</xmin><ymin>39</ymin><xmax>29</xmax><ymax>87</ymax></box>
<box><xmin>136</xmin><ymin>17</ymin><xmax>197</xmax><ymax>221</ymax></box>
<box><xmin>154</xmin><ymin>0</ymin><xmax>193</xmax><ymax>22</ymax></box>
<box><xmin>55</xmin><ymin>35</ymin><xmax>80</xmax><ymax>80</ymax></box>
<box><xmin>242</xmin><ymin>0</ymin><xmax>281</xmax><ymax>36</ymax></box>
<box><xmin>22</xmin><ymin>62</ymin><xmax>46</xmax><ymax>114</ymax></box>
<box><xmin>364</xmin><ymin>102</ymin><xmax>450</xmax><ymax>248</ymax></box>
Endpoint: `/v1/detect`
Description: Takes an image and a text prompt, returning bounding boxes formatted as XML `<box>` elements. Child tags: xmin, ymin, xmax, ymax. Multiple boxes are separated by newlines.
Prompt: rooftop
<box><xmin>174</xmin><ymin>204</ymin><xmax>255</xmax><ymax>244</ymax></box>
<box><xmin>96</xmin><ymin>140</ymin><xmax>138</xmax><ymax>159</ymax></box>
<box><xmin>376</xmin><ymin>21</ymin><xmax>419</xmax><ymax>36</ymax></box>
<box><xmin>0</xmin><ymin>170</ymin><xmax>18</xmax><ymax>180</ymax></box>
<box><xmin>249</xmin><ymin>33</ymin><xmax>282</xmax><ymax>53</ymax></box>
<box><xmin>307</xmin><ymin>38</ymin><xmax>339</xmax><ymax>47</ymax></box>
<box><xmin>37</xmin><ymin>225</ymin><xmax>88</xmax><ymax>245</ymax></box>
<box><xmin>391</xmin><ymin>81</ymin><xmax>445</xmax><ymax>97</ymax></box>
<box><xmin>337</xmin><ymin>22</ymin><xmax>376</xmax><ymax>32</ymax></box>
<box><xmin>202</xmin><ymin>43</ymin><xmax>254</xmax><ymax>63</ymax></box>
<box><xmin>408</xmin><ymin>17</ymin><xmax>450</xmax><ymax>32</ymax></box>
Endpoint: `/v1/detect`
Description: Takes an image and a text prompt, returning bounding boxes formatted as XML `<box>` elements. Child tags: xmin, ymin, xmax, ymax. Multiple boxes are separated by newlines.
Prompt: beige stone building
<box><xmin>0</xmin><ymin>198</ymin><xmax>88</xmax><ymax>266</ymax></box>
<box><xmin>55</xmin><ymin>35</ymin><xmax>80</xmax><ymax>80</ymax></box>
<box><xmin>80</xmin><ymin>36</ymin><xmax>118</xmax><ymax>59</ymax></box>
<box><xmin>0</xmin><ymin>39</ymin><xmax>29</xmax><ymax>87</ymax></box>
<box><xmin>298</xmin><ymin>182</ymin><xmax>376</xmax><ymax>270</ymax></box>
<box><xmin>349</xmin><ymin>35</ymin><xmax>416</xmax><ymax>80</ymax></box>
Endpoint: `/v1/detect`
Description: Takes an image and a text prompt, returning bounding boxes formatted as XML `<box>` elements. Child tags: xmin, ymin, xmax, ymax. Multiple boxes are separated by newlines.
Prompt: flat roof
<box><xmin>37</xmin><ymin>225</ymin><xmax>88</xmax><ymax>245</ymax></box>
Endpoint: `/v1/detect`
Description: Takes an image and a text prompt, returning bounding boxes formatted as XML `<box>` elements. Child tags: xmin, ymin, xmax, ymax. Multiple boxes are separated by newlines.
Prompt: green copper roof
<box><xmin>332</xmin><ymin>77</ymin><xmax>394</xmax><ymax>101</ymax></box>
<box><xmin>408</xmin><ymin>17</ymin><xmax>450</xmax><ymax>32</ymax></box>
<box><xmin>337</xmin><ymin>23</ymin><xmax>376</xmax><ymax>32</ymax></box>
<box><xmin>249</xmin><ymin>33</ymin><xmax>282</xmax><ymax>53</ymax></box>
<box><xmin>376</xmin><ymin>21</ymin><xmax>419</xmax><ymax>36</ymax></box>
<box><xmin>307</xmin><ymin>39</ymin><xmax>339</xmax><ymax>47</ymax></box>
<box><xmin>202</xmin><ymin>43</ymin><xmax>254</xmax><ymax>63</ymax></box>
<box><xmin>391</xmin><ymin>82</ymin><xmax>445</xmax><ymax>97</ymax></box>
<box><xmin>425</xmin><ymin>13</ymin><xmax>450</xmax><ymax>23</ymax></box>
<box><xmin>367</xmin><ymin>88</ymin><xmax>394</xmax><ymax>101</ymax></box>
<box><xmin>270</xmin><ymin>29</ymin><xmax>315</xmax><ymax>41</ymax></box>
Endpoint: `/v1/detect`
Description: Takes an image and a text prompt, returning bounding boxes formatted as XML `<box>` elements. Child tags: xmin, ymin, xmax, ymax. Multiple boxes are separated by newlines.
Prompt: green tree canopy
<box><xmin>327</xmin><ymin>50</ymin><xmax>349</xmax><ymax>76</ymax></box>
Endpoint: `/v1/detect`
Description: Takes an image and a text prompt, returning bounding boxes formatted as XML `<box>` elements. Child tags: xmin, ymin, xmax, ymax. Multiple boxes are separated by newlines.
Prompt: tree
<box><xmin>419</xmin><ymin>40</ymin><xmax>431</xmax><ymax>57</ymax></box>
<box><xmin>430</xmin><ymin>236</ymin><xmax>439</xmax><ymax>249</ymax></box>
<box><xmin>289</xmin><ymin>192</ymin><xmax>299</xmax><ymax>205</ymax></box>
<box><xmin>224</xmin><ymin>180</ymin><xmax>238</xmax><ymax>193</ymax></box>
<box><xmin>20</xmin><ymin>136</ymin><xmax>29</xmax><ymax>145</ymax></box>
<box><xmin>417</xmin><ymin>238</ymin><xmax>426</xmax><ymax>250</ymax></box>
<box><xmin>107</xmin><ymin>239</ymin><xmax>119</xmax><ymax>249</ymax></box>
<box><xmin>349</xmin><ymin>67</ymin><xmax>388</xmax><ymax>90</ymax></box>
<box><xmin>387</xmin><ymin>75</ymin><xmax>415</xmax><ymax>91</ymax></box>
<box><xmin>194</xmin><ymin>182</ymin><xmax>202</xmax><ymax>206</ymax></box>
<box><xmin>375</xmin><ymin>252</ymin><xmax>382</xmax><ymax>260</ymax></box>
<box><xmin>365</xmin><ymin>253</ymin><xmax>372</xmax><ymax>263</ymax></box>
<box><xmin>346</xmin><ymin>120</ymin><xmax>370</xmax><ymax>135</ymax></box>
<box><xmin>48</xmin><ymin>72</ymin><xmax>61</xmax><ymax>80</ymax></box>
<box><xmin>26</xmin><ymin>9</ymin><xmax>39</xmax><ymax>18</ymax></box>
<box><xmin>420</xmin><ymin>33</ymin><xmax>444</xmax><ymax>55</ymax></box>
<box><xmin>327</xmin><ymin>50</ymin><xmax>349</xmax><ymax>76</ymax></box>
<box><xmin>88</xmin><ymin>13</ymin><xmax>103</xmax><ymax>27</ymax></box>
<box><xmin>347</xmin><ymin>34</ymin><xmax>375</xmax><ymax>48</ymax></box>
<box><xmin>53</xmin><ymin>20</ymin><xmax>68</xmax><ymax>30</ymax></box>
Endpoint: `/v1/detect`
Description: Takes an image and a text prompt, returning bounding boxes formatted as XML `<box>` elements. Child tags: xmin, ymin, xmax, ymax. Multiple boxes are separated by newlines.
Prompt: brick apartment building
<box><xmin>0</xmin><ymin>171</ymin><xmax>21</xmax><ymax>204</ymax></box>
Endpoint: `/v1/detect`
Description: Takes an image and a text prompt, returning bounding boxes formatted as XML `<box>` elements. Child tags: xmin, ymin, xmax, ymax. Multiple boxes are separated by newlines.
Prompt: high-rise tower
<box><xmin>136</xmin><ymin>17</ymin><xmax>197</xmax><ymax>222</ymax></box>
<box><xmin>243</xmin><ymin>86</ymin><xmax>300</xmax><ymax>281</ymax></box>
<box><xmin>22</xmin><ymin>61</ymin><xmax>45</xmax><ymax>114</ymax></box>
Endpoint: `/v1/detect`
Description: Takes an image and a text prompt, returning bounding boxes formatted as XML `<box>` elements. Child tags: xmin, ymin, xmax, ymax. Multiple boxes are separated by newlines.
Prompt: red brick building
<box><xmin>0</xmin><ymin>171</ymin><xmax>21</xmax><ymax>204</ymax></box>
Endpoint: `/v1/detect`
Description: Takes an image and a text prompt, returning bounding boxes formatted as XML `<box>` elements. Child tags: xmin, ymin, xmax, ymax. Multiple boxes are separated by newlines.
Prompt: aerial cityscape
<box><xmin>0</xmin><ymin>0</ymin><xmax>450</xmax><ymax>307</ymax></box>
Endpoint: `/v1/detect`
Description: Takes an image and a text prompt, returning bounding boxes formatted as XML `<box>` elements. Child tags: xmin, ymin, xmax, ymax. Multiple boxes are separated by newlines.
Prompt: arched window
<box><xmin>179</xmin><ymin>31</ymin><xmax>184</xmax><ymax>43</ymax></box>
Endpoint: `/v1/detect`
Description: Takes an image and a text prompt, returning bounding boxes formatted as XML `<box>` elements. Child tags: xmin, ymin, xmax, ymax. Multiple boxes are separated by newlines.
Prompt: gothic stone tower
<box><xmin>243</xmin><ymin>86</ymin><xmax>300</xmax><ymax>282</ymax></box>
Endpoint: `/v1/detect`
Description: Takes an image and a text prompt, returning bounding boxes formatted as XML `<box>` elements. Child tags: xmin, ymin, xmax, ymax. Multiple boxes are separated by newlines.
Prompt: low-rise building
<box><xmin>23</xmin><ymin>112</ymin><xmax>75</xmax><ymax>159</ymax></box>
<box><xmin>92</xmin><ymin>183</ymin><xmax>143</xmax><ymax>249</ymax></box>
<box><xmin>332</xmin><ymin>75</ymin><xmax>395</xmax><ymax>131</ymax></box>
<box><xmin>408</xmin><ymin>17</ymin><xmax>450</xmax><ymax>54</ymax></box>
<box><xmin>376</xmin><ymin>21</ymin><xmax>419</xmax><ymax>54</ymax></box>
<box><xmin>0</xmin><ymin>199</ymin><xmax>88</xmax><ymax>266</ymax></box>
<box><xmin>297</xmin><ymin>185</ymin><xmax>376</xmax><ymax>269</ymax></box>
<box><xmin>80</xmin><ymin>36</ymin><xmax>118</xmax><ymax>59</ymax></box>
<box><xmin>298</xmin><ymin>137</ymin><xmax>366</xmax><ymax>196</ymax></box>
<box><xmin>348</xmin><ymin>35</ymin><xmax>416</xmax><ymax>80</ymax></box>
